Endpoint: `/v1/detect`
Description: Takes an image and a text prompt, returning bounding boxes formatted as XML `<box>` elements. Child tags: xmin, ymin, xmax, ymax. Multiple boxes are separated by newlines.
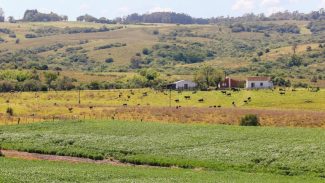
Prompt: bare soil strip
<box><xmin>1</xmin><ymin>150</ymin><xmax>128</xmax><ymax>166</ymax></box>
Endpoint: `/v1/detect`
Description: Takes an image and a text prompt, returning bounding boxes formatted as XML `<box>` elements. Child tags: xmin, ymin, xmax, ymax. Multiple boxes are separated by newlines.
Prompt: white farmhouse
<box><xmin>168</xmin><ymin>80</ymin><xmax>197</xmax><ymax>90</ymax></box>
<box><xmin>246</xmin><ymin>77</ymin><xmax>273</xmax><ymax>89</ymax></box>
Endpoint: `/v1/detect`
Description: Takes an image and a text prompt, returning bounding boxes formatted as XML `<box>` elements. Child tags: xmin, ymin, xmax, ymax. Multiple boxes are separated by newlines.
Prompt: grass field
<box><xmin>0</xmin><ymin>88</ymin><xmax>323</xmax><ymax>126</ymax></box>
<box><xmin>1</xmin><ymin>120</ymin><xmax>325</xmax><ymax>179</ymax></box>
<box><xmin>1</xmin><ymin>158</ymin><xmax>323</xmax><ymax>183</ymax></box>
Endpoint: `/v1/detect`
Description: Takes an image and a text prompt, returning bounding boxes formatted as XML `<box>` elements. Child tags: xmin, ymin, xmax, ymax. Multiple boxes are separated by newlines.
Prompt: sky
<box><xmin>0</xmin><ymin>0</ymin><xmax>325</xmax><ymax>20</ymax></box>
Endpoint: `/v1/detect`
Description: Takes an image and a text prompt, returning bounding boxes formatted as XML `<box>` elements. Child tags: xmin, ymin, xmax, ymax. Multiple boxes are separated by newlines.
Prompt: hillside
<box><xmin>0</xmin><ymin>20</ymin><xmax>324</xmax><ymax>87</ymax></box>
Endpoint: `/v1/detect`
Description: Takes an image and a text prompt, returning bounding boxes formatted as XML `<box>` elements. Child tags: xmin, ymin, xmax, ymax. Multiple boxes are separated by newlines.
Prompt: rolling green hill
<box><xmin>0</xmin><ymin>20</ymin><xmax>324</xmax><ymax>87</ymax></box>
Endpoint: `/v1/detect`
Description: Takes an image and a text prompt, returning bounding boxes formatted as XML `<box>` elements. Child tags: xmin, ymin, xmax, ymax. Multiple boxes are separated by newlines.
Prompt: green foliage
<box><xmin>307</xmin><ymin>21</ymin><xmax>325</xmax><ymax>33</ymax></box>
<box><xmin>240</xmin><ymin>114</ymin><xmax>260</xmax><ymax>126</ymax></box>
<box><xmin>1</xmin><ymin>158</ymin><xmax>319</xmax><ymax>183</ymax></box>
<box><xmin>105</xmin><ymin>58</ymin><xmax>114</xmax><ymax>63</ymax></box>
<box><xmin>194</xmin><ymin>65</ymin><xmax>224</xmax><ymax>89</ymax></box>
<box><xmin>94</xmin><ymin>43</ymin><xmax>126</xmax><ymax>50</ymax></box>
<box><xmin>23</xmin><ymin>9</ymin><xmax>67</xmax><ymax>22</ymax></box>
<box><xmin>44</xmin><ymin>72</ymin><xmax>58</xmax><ymax>89</ymax></box>
<box><xmin>287</xmin><ymin>55</ymin><xmax>303</xmax><ymax>67</ymax></box>
<box><xmin>230</xmin><ymin>23</ymin><xmax>300</xmax><ymax>34</ymax></box>
<box><xmin>1</xmin><ymin>120</ymin><xmax>325</xmax><ymax>179</ymax></box>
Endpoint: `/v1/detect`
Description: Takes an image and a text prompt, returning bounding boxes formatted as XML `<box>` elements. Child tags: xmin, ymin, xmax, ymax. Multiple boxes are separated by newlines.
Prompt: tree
<box><xmin>310</xmin><ymin>76</ymin><xmax>318</xmax><ymax>83</ymax></box>
<box><xmin>8</xmin><ymin>16</ymin><xmax>16</xmax><ymax>23</ymax></box>
<box><xmin>194</xmin><ymin>65</ymin><xmax>224</xmax><ymax>89</ymax></box>
<box><xmin>130</xmin><ymin>56</ymin><xmax>143</xmax><ymax>69</ymax></box>
<box><xmin>0</xmin><ymin>8</ymin><xmax>4</xmax><ymax>22</ymax></box>
<box><xmin>287</xmin><ymin>55</ymin><xmax>303</xmax><ymax>67</ymax></box>
<box><xmin>44</xmin><ymin>72</ymin><xmax>58</xmax><ymax>90</ymax></box>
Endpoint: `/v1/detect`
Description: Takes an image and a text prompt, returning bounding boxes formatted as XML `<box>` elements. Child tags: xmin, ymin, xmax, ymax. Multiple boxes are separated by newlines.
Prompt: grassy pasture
<box><xmin>1</xmin><ymin>120</ymin><xmax>325</xmax><ymax>179</ymax></box>
<box><xmin>1</xmin><ymin>158</ymin><xmax>321</xmax><ymax>183</ymax></box>
<box><xmin>0</xmin><ymin>89</ymin><xmax>323</xmax><ymax>125</ymax></box>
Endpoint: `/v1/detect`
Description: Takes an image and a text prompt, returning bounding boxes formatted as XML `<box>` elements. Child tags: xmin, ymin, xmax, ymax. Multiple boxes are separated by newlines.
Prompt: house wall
<box><xmin>175</xmin><ymin>81</ymin><xmax>197</xmax><ymax>89</ymax></box>
<box><xmin>219</xmin><ymin>78</ymin><xmax>245</xmax><ymax>89</ymax></box>
<box><xmin>246</xmin><ymin>81</ymin><xmax>273</xmax><ymax>89</ymax></box>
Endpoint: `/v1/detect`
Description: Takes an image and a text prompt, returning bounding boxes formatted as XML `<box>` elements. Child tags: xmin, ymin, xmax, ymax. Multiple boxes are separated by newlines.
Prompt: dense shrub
<box><xmin>240</xmin><ymin>114</ymin><xmax>260</xmax><ymax>126</ymax></box>
<box><xmin>105</xmin><ymin>58</ymin><xmax>114</xmax><ymax>63</ymax></box>
<box><xmin>94</xmin><ymin>43</ymin><xmax>126</xmax><ymax>50</ymax></box>
<box><xmin>25</xmin><ymin>34</ymin><xmax>37</xmax><ymax>39</ymax></box>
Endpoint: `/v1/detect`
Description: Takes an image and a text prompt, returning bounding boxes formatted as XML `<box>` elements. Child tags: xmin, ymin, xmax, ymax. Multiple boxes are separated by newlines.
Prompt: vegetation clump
<box><xmin>240</xmin><ymin>114</ymin><xmax>260</xmax><ymax>126</ymax></box>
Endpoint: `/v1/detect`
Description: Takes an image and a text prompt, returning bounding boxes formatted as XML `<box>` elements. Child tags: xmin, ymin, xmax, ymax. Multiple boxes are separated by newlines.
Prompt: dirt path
<box><xmin>1</xmin><ymin>150</ymin><xmax>128</xmax><ymax>166</ymax></box>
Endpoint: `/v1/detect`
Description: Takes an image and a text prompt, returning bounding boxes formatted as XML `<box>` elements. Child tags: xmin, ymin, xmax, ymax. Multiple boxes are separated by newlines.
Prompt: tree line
<box><xmin>2</xmin><ymin>8</ymin><xmax>325</xmax><ymax>24</ymax></box>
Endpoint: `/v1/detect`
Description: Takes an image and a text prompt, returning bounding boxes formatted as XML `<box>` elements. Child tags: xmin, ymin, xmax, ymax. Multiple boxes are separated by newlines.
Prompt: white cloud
<box><xmin>261</xmin><ymin>0</ymin><xmax>280</xmax><ymax>6</ymax></box>
<box><xmin>79</xmin><ymin>3</ymin><xmax>90</xmax><ymax>12</ymax></box>
<box><xmin>267</xmin><ymin>6</ymin><xmax>285</xmax><ymax>15</ymax></box>
<box><xmin>321</xmin><ymin>0</ymin><xmax>325</xmax><ymax>8</ymax></box>
<box><xmin>117</xmin><ymin>6</ymin><xmax>130</xmax><ymax>16</ymax></box>
<box><xmin>149</xmin><ymin>6</ymin><xmax>173</xmax><ymax>13</ymax></box>
<box><xmin>232</xmin><ymin>0</ymin><xmax>255</xmax><ymax>12</ymax></box>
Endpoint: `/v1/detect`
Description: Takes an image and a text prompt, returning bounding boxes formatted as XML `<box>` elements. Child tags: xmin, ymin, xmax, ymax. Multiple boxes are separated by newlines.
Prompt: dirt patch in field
<box><xmin>1</xmin><ymin>150</ymin><xmax>126</xmax><ymax>166</ymax></box>
<box><xmin>111</xmin><ymin>107</ymin><xmax>325</xmax><ymax>128</ymax></box>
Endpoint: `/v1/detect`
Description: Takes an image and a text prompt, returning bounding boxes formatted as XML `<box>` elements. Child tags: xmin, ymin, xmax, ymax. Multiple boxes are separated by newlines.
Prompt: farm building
<box><xmin>246</xmin><ymin>77</ymin><xmax>273</xmax><ymax>89</ymax></box>
<box><xmin>167</xmin><ymin>80</ymin><xmax>198</xmax><ymax>90</ymax></box>
<box><xmin>219</xmin><ymin>77</ymin><xmax>245</xmax><ymax>89</ymax></box>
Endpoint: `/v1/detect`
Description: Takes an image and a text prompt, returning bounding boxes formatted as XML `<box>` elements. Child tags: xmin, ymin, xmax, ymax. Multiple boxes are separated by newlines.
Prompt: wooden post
<box><xmin>169</xmin><ymin>88</ymin><xmax>172</xmax><ymax>107</ymax></box>
<box><xmin>78</xmin><ymin>89</ymin><xmax>81</xmax><ymax>105</ymax></box>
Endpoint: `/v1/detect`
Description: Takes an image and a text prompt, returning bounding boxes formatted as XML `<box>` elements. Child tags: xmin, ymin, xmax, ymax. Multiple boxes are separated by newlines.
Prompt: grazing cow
<box><xmin>175</xmin><ymin>99</ymin><xmax>180</xmax><ymax>103</ymax></box>
<box><xmin>227</xmin><ymin>93</ymin><xmax>232</xmax><ymax>97</ymax></box>
<box><xmin>184</xmin><ymin>96</ymin><xmax>191</xmax><ymax>100</ymax></box>
<box><xmin>198</xmin><ymin>99</ymin><xmax>204</xmax><ymax>103</ymax></box>
<box><xmin>292</xmin><ymin>89</ymin><xmax>297</xmax><ymax>92</ymax></box>
<box><xmin>123</xmin><ymin>104</ymin><xmax>128</xmax><ymax>107</ymax></box>
<box><xmin>213</xmin><ymin>105</ymin><xmax>217</xmax><ymax>108</ymax></box>
<box><xmin>218</xmin><ymin>105</ymin><xmax>222</xmax><ymax>108</ymax></box>
<box><xmin>68</xmin><ymin>107</ymin><xmax>73</xmax><ymax>113</ymax></box>
<box><xmin>137</xmin><ymin>104</ymin><xmax>141</xmax><ymax>106</ymax></box>
<box><xmin>244</xmin><ymin>100</ymin><xmax>248</xmax><ymax>104</ymax></box>
<box><xmin>127</xmin><ymin>95</ymin><xmax>131</xmax><ymax>99</ymax></box>
<box><xmin>232</xmin><ymin>88</ymin><xmax>240</xmax><ymax>92</ymax></box>
<box><xmin>280</xmin><ymin>92</ymin><xmax>286</xmax><ymax>95</ymax></box>
<box><xmin>118</xmin><ymin>94</ymin><xmax>122</xmax><ymax>98</ymax></box>
<box><xmin>143</xmin><ymin>92</ymin><xmax>148</xmax><ymax>97</ymax></box>
<box><xmin>279</xmin><ymin>88</ymin><xmax>286</xmax><ymax>92</ymax></box>
<box><xmin>248</xmin><ymin>97</ymin><xmax>252</xmax><ymax>101</ymax></box>
<box><xmin>89</xmin><ymin>106</ymin><xmax>94</xmax><ymax>110</ymax></box>
<box><xmin>221</xmin><ymin>91</ymin><xmax>227</xmax><ymax>94</ymax></box>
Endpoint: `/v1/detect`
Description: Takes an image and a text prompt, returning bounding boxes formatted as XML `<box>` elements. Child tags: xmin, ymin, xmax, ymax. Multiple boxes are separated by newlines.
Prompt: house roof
<box><xmin>173</xmin><ymin>80</ymin><xmax>196</xmax><ymax>84</ymax></box>
<box><xmin>247</xmin><ymin>76</ymin><xmax>271</xmax><ymax>81</ymax></box>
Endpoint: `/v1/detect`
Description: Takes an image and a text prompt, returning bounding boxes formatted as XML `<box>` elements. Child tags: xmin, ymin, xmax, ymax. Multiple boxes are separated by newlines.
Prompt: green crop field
<box><xmin>1</xmin><ymin>120</ymin><xmax>325</xmax><ymax>181</ymax></box>
<box><xmin>1</xmin><ymin>158</ymin><xmax>322</xmax><ymax>183</ymax></box>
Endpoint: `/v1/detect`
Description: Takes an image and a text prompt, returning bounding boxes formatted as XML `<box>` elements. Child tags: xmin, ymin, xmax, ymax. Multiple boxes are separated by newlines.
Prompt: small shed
<box><xmin>167</xmin><ymin>80</ymin><xmax>197</xmax><ymax>90</ymax></box>
<box><xmin>246</xmin><ymin>77</ymin><xmax>273</xmax><ymax>89</ymax></box>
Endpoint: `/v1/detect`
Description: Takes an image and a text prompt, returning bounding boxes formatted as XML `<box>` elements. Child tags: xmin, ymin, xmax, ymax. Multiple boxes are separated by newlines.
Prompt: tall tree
<box><xmin>0</xmin><ymin>8</ymin><xmax>4</xmax><ymax>22</ymax></box>
<box><xmin>194</xmin><ymin>65</ymin><xmax>224</xmax><ymax>89</ymax></box>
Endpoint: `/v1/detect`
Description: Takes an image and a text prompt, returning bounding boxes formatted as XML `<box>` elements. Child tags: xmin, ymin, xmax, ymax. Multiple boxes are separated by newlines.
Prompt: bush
<box><xmin>6</xmin><ymin>107</ymin><xmax>14</xmax><ymax>116</ymax></box>
<box><xmin>105</xmin><ymin>58</ymin><xmax>114</xmax><ymax>63</ymax></box>
<box><xmin>240</xmin><ymin>114</ymin><xmax>260</xmax><ymax>126</ymax></box>
<box><xmin>25</xmin><ymin>34</ymin><xmax>37</xmax><ymax>38</ymax></box>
